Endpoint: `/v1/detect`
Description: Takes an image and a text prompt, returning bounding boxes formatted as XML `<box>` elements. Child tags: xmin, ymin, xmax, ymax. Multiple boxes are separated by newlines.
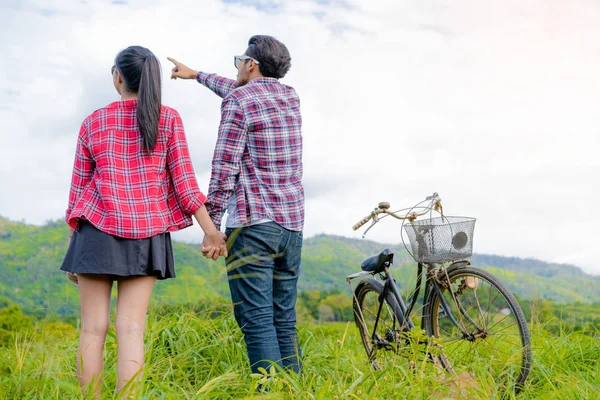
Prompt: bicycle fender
<box><xmin>354</xmin><ymin>278</ymin><xmax>384</xmax><ymax>295</ymax></box>
<box><xmin>446</xmin><ymin>260</ymin><xmax>470</xmax><ymax>274</ymax></box>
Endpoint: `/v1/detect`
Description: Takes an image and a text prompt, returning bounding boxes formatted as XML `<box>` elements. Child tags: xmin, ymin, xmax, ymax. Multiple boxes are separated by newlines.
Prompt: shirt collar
<box><xmin>248</xmin><ymin>77</ymin><xmax>279</xmax><ymax>85</ymax></box>
<box><xmin>108</xmin><ymin>99</ymin><xmax>138</xmax><ymax>109</ymax></box>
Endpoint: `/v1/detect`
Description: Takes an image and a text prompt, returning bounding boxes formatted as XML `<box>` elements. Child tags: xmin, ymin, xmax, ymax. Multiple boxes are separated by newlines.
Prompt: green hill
<box><xmin>0</xmin><ymin>217</ymin><xmax>228</xmax><ymax>319</ymax></box>
<box><xmin>302</xmin><ymin>234</ymin><xmax>600</xmax><ymax>304</ymax></box>
<box><xmin>1</xmin><ymin>217</ymin><xmax>599</xmax><ymax>319</ymax></box>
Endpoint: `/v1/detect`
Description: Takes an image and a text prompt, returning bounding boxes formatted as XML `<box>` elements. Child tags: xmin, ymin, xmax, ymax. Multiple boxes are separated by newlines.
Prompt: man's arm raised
<box><xmin>167</xmin><ymin>57</ymin><xmax>198</xmax><ymax>79</ymax></box>
<box><xmin>167</xmin><ymin>57</ymin><xmax>236</xmax><ymax>98</ymax></box>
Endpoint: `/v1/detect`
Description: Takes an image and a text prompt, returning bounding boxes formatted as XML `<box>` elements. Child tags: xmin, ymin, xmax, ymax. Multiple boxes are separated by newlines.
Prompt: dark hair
<box><xmin>114</xmin><ymin>45</ymin><xmax>162</xmax><ymax>153</ymax></box>
<box><xmin>246</xmin><ymin>35</ymin><xmax>291</xmax><ymax>79</ymax></box>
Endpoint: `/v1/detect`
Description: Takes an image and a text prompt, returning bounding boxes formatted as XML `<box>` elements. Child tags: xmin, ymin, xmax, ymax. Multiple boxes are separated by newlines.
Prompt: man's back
<box><xmin>209</xmin><ymin>77</ymin><xmax>304</xmax><ymax>231</ymax></box>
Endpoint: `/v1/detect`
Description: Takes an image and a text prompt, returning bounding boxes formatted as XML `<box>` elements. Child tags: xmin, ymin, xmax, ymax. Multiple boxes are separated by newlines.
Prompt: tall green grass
<box><xmin>0</xmin><ymin>307</ymin><xmax>598</xmax><ymax>399</ymax></box>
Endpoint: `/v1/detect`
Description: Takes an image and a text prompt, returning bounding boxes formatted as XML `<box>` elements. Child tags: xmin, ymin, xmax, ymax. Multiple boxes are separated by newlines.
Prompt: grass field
<box><xmin>1</xmin><ymin>306</ymin><xmax>599</xmax><ymax>399</ymax></box>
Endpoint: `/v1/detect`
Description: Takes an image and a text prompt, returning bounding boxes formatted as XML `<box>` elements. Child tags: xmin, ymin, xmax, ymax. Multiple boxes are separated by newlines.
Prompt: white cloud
<box><xmin>1</xmin><ymin>0</ymin><xmax>599</xmax><ymax>274</ymax></box>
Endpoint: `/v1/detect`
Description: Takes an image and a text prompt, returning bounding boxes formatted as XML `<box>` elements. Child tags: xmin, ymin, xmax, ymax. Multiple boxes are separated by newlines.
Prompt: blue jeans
<box><xmin>225</xmin><ymin>222</ymin><xmax>303</xmax><ymax>374</ymax></box>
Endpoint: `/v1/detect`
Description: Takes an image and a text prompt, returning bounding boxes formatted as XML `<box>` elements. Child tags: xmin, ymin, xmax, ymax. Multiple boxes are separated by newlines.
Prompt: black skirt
<box><xmin>60</xmin><ymin>221</ymin><xmax>175</xmax><ymax>280</ymax></box>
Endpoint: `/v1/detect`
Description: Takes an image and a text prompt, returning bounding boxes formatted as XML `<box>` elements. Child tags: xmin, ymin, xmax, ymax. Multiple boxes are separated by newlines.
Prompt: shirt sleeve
<box><xmin>65</xmin><ymin>123</ymin><xmax>94</xmax><ymax>228</ymax></box>
<box><xmin>196</xmin><ymin>72</ymin><xmax>237</xmax><ymax>98</ymax></box>
<box><xmin>205</xmin><ymin>96</ymin><xmax>247</xmax><ymax>229</ymax></box>
<box><xmin>166</xmin><ymin>112</ymin><xmax>207</xmax><ymax>215</ymax></box>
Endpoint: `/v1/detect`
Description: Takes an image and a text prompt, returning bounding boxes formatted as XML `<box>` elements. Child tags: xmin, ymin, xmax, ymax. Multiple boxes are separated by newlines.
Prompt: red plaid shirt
<box><xmin>66</xmin><ymin>100</ymin><xmax>206</xmax><ymax>238</ymax></box>
<box><xmin>197</xmin><ymin>72</ymin><xmax>304</xmax><ymax>231</ymax></box>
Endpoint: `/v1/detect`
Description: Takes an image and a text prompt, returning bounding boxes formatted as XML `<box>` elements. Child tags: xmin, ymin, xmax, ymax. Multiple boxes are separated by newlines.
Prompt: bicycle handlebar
<box><xmin>352</xmin><ymin>193</ymin><xmax>442</xmax><ymax>231</ymax></box>
<box><xmin>352</xmin><ymin>214</ymin><xmax>374</xmax><ymax>231</ymax></box>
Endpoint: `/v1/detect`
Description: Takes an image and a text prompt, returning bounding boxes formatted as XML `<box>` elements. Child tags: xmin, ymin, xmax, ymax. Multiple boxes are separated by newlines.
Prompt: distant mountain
<box><xmin>1</xmin><ymin>217</ymin><xmax>599</xmax><ymax>319</ymax></box>
<box><xmin>301</xmin><ymin>234</ymin><xmax>600</xmax><ymax>304</ymax></box>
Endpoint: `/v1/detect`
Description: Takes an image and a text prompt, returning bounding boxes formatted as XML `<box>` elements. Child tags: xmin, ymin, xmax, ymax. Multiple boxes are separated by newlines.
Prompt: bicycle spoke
<box><xmin>443</xmin><ymin>332</ymin><xmax>520</xmax><ymax>370</ymax></box>
<box><xmin>354</xmin><ymin>281</ymin><xmax>411</xmax><ymax>370</ymax></box>
<box><xmin>485</xmin><ymin>313</ymin><xmax>516</xmax><ymax>333</ymax></box>
<box><xmin>427</xmin><ymin>268</ymin><xmax>531</xmax><ymax>394</ymax></box>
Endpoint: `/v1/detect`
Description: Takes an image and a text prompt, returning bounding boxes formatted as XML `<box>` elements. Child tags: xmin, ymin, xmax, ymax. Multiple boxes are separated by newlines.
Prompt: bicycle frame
<box><xmin>350</xmin><ymin>259</ymin><xmax>476</xmax><ymax>349</ymax></box>
<box><xmin>369</xmin><ymin>266</ymin><xmax>414</xmax><ymax>338</ymax></box>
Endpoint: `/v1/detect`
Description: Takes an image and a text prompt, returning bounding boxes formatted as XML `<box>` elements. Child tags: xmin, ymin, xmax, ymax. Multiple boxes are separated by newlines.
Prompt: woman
<box><xmin>61</xmin><ymin>45</ymin><xmax>226</xmax><ymax>399</ymax></box>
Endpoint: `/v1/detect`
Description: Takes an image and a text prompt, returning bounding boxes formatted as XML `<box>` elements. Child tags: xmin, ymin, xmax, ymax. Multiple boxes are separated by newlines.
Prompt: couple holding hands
<box><xmin>61</xmin><ymin>35</ymin><xmax>304</xmax><ymax>398</ymax></box>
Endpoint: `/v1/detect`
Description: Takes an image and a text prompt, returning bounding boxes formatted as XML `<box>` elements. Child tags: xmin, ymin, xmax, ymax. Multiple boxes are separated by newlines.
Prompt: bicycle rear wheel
<box><xmin>424</xmin><ymin>267</ymin><xmax>531</xmax><ymax>393</ymax></box>
<box><xmin>353</xmin><ymin>279</ymin><xmax>409</xmax><ymax>369</ymax></box>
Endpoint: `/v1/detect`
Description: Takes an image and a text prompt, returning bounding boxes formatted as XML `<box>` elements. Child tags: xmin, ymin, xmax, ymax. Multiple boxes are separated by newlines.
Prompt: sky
<box><xmin>0</xmin><ymin>0</ymin><xmax>599</xmax><ymax>274</ymax></box>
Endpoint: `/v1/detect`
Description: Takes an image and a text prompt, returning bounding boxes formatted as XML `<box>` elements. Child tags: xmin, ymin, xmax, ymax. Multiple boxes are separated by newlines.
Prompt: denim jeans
<box><xmin>225</xmin><ymin>222</ymin><xmax>303</xmax><ymax>374</ymax></box>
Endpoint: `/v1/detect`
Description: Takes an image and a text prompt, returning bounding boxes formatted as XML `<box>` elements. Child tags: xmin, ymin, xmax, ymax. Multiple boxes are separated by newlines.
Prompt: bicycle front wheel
<box><xmin>424</xmin><ymin>267</ymin><xmax>531</xmax><ymax>393</ymax></box>
<box><xmin>353</xmin><ymin>278</ymin><xmax>408</xmax><ymax>370</ymax></box>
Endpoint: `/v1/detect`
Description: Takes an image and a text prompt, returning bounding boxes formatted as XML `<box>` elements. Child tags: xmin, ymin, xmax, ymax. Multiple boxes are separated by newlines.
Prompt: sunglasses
<box><xmin>234</xmin><ymin>55</ymin><xmax>259</xmax><ymax>69</ymax></box>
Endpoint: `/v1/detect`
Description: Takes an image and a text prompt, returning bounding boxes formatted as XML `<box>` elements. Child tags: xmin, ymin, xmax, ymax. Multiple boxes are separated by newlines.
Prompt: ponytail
<box><xmin>137</xmin><ymin>55</ymin><xmax>161</xmax><ymax>153</ymax></box>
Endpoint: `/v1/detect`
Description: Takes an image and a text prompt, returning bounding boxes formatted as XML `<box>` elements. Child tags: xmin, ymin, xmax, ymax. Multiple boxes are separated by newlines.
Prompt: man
<box><xmin>168</xmin><ymin>35</ymin><xmax>304</xmax><ymax>375</ymax></box>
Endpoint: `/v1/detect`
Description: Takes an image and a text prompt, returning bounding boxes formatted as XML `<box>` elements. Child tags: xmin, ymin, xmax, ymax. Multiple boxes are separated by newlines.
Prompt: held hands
<box><xmin>201</xmin><ymin>231</ymin><xmax>228</xmax><ymax>260</ymax></box>
<box><xmin>167</xmin><ymin>57</ymin><xmax>198</xmax><ymax>80</ymax></box>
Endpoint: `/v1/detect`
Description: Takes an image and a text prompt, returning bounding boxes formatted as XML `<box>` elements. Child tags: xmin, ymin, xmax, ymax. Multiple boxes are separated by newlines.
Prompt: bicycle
<box><xmin>347</xmin><ymin>193</ymin><xmax>531</xmax><ymax>393</ymax></box>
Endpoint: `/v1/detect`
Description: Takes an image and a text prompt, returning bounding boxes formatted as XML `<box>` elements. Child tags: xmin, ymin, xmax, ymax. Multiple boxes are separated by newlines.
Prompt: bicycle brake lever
<box><xmin>362</xmin><ymin>215</ymin><xmax>379</xmax><ymax>238</ymax></box>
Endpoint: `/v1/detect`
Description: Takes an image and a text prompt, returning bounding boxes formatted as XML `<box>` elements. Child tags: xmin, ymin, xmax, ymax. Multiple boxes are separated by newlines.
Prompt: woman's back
<box><xmin>68</xmin><ymin>100</ymin><xmax>204</xmax><ymax>238</ymax></box>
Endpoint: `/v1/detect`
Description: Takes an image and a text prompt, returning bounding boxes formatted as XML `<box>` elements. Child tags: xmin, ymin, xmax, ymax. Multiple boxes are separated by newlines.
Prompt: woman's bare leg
<box><xmin>77</xmin><ymin>274</ymin><xmax>113</xmax><ymax>399</ymax></box>
<box><xmin>115</xmin><ymin>276</ymin><xmax>157</xmax><ymax>398</ymax></box>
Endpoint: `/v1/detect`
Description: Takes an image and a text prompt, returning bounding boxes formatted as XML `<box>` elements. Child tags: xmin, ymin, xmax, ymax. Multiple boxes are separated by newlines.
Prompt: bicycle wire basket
<box><xmin>403</xmin><ymin>216</ymin><xmax>476</xmax><ymax>263</ymax></box>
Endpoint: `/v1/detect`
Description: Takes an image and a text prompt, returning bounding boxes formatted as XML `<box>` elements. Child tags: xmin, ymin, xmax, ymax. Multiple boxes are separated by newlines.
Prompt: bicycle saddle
<box><xmin>361</xmin><ymin>248</ymin><xmax>394</xmax><ymax>273</ymax></box>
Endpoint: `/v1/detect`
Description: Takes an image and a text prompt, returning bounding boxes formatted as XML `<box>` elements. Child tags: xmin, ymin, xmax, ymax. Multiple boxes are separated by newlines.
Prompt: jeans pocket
<box><xmin>237</xmin><ymin>223</ymin><xmax>284</xmax><ymax>264</ymax></box>
<box><xmin>247</xmin><ymin>222</ymin><xmax>284</xmax><ymax>236</ymax></box>
<box><xmin>286</xmin><ymin>230</ymin><xmax>303</xmax><ymax>262</ymax></box>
